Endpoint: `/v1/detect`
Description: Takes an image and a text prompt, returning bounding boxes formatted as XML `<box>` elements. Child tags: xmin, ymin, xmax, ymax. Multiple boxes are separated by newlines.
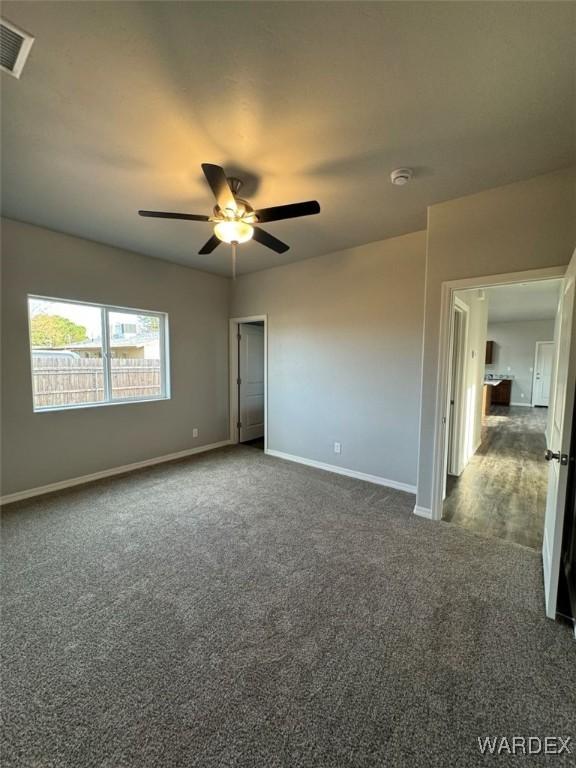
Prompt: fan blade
<box><xmin>252</xmin><ymin>227</ymin><xmax>289</xmax><ymax>254</ymax></box>
<box><xmin>198</xmin><ymin>234</ymin><xmax>221</xmax><ymax>255</ymax></box>
<box><xmin>201</xmin><ymin>164</ymin><xmax>238</xmax><ymax>214</ymax></box>
<box><xmin>254</xmin><ymin>200</ymin><xmax>320</xmax><ymax>223</ymax></box>
<box><xmin>139</xmin><ymin>210</ymin><xmax>210</xmax><ymax>221</ymax></box>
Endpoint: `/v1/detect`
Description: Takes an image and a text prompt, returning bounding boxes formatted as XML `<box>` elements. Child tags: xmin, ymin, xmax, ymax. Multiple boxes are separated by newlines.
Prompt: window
<box><xmin>28</xmin><ymin>296</ymin><xmax>169</xmax><ymax>411</ymax></box>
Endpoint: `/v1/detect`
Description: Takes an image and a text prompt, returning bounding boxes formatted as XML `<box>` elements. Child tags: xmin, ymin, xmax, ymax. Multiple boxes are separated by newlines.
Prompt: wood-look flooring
<box><xmin>443</xmin><ymin>405</ymin><xmax>548</xmax><ymax>550</ymax></box>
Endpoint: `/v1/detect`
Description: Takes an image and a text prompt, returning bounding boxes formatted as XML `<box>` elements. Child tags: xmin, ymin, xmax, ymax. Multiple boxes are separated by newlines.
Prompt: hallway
<box><xmin>443</xmin><ymin>406</ymin><xmax>548</xmax><ymax>549</ymax></box>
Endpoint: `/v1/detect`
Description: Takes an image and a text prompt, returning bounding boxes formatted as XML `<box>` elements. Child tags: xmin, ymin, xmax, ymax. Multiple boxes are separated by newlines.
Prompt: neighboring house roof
<box><xmin>31</xmin><ymin>349</ymin><xmax>81</xmax><ymax>359</ymax></box>
<box><xmin>66</xmin><ymin>334</ymin><xmax>159</xmax><ymax>349</ymax></box>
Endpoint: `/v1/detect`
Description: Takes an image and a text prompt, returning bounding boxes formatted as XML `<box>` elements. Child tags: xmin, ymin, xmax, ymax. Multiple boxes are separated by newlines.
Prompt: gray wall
<box><xmin>1</xmin><ymin>218</ymin><xmax>231</xmax><ymax>496</ymax></box>
<box><xmin>3</xmin><ymin>168</ymin><xmax>574</xmax><ymax>501</ymax></box>
<box><xmin>232</xmin><ymin>231</ymin><xmax>426</xmax><ymax>489</ymax></box>
<box><xmin>485</xmin><ymin>319</ymin><xmax>555</xmax><ymax>405</ymax></box>
<box><xmin>417</xmin><ymin>167</ymin><xmax>576</xmax><ymax>511</ymax></box>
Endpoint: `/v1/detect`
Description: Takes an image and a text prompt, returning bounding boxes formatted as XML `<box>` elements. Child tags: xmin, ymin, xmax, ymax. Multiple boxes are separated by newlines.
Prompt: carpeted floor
<box><xmin>2</xmin><ymin>446</ymin><xmax>575</xmax><ymax>767</ymax></box>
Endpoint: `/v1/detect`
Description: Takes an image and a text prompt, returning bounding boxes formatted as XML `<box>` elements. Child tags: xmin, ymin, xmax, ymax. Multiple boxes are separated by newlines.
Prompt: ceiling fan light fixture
<box><xmin>139</xmin><ymin>162</ymin><xmax>319</xmax><ymax>258</ymax></box>
<box><xmin>213</xmin><ymin>220</ymin><xmax>254</xmax><ymax>244</ymax></box>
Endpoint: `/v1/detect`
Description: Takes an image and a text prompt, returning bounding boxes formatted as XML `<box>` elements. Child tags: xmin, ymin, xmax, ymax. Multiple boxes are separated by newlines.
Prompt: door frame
<box><xmin>229</xmin><ymin>315</ymin><xmax>268</xmax><ymax>449</ymax></box>
<box><xmin>430</xmin><ymin>266</ymin><xmax>566</xmax><ymax>523</ymax></box>
<box><xmin>447</xmin><ymin>297</ymin><xmax>470</xmax><ymax>479</ymax></box>
<box><xmin>532</xmin><ymin>340</ymin><xmax>555</xmax><ymax>407</ymax></box>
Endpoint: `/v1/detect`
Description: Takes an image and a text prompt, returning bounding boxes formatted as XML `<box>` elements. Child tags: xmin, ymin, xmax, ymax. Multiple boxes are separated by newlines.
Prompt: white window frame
<box><xmin>28</xmin><ymin>295</ymin><xmax>171</xmax><ymax>412</ymax></box>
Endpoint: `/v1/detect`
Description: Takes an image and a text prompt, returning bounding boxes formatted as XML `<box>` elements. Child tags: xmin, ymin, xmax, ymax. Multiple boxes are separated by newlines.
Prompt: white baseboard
<box><xmin>413</xmin><ymin>505</ymin><xmax>433</xmax><ymax>519</ymax></box>
<box><xmin>510</xmin><ymin>402</ymin><xmax>532</xmax><ymax>407</ymax></box>
<box><xmin>0</xmin><ymin>440</ymin><xmax>233</xmax><ymax>505</ymax></box>
<box><xmin>265</xmin><ymin>449</ymin><xmax>416</xmax><ymax>495</ymax></box>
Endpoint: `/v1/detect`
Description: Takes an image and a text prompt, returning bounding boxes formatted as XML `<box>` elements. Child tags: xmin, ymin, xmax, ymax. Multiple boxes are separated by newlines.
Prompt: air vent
<box><xmin>0</xmin><ymin>18</ymin><xmax>34</xmax><ymax>79</ymax></box>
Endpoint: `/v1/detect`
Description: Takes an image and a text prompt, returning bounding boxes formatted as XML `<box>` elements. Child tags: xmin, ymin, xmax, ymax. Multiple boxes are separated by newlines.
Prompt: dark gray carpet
<box><xmin>2</xmin><ymin>446</ymin><xmax>575</xmax><ymax>767</ymax></box>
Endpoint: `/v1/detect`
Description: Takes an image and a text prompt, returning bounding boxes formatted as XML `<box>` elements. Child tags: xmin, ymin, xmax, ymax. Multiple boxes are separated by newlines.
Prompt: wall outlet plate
<box><xmin>193</xmin><ymin>428</ymin><xmax>199</xmax><ymax>438</ymax></box>
<box><xmin>334</xmin><ymin>442</ymin><xmax>341</xmax><ymax>454</ymax></box>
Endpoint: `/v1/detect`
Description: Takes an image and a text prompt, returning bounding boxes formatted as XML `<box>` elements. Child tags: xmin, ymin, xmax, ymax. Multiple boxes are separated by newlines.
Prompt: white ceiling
<box><xmin>1</xmin><ymin>2</ymin><xmax>575</xmax><ymax>276</ymax></box>
<box><xmin>484</xmin><ymin>280</ymin><xmax>562</xmax><ymax>323</ymax></box>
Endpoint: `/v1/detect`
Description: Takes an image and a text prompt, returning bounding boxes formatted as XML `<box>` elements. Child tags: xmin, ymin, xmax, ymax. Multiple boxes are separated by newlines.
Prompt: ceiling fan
<box><xmin>138</xmin><ymin>163</ymin><xmax>320</xmax><ymax>274</ymax></box>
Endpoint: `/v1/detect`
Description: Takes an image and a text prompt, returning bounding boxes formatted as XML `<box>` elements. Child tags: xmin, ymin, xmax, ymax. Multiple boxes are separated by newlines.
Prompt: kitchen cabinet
<box><xmin>485</xmin><ymin>340</ymin><xmax>494</xmax><ymax>364</ymax></box>
<box><xmin>490</xmin><ymin>379</ymin><xmax>511</xmax><ymax>406</ymax></box>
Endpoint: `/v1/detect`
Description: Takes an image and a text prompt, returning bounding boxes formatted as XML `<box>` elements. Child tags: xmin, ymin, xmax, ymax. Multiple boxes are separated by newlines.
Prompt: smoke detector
<box><xmin>1</xmin><ymin>18</ymin><xmax>34</xmax><ymax>79</ymax></box>
<box><xmin>390</xmin><ymin>168</ymin><xmax>413</xmax><ymax>186</ymax></box>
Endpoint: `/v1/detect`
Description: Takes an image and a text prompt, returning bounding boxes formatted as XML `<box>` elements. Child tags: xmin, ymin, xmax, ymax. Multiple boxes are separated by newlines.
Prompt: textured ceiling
<box><xmin>1</xmin><ymin>1</ymin><xmax>575</xmax><ymax>276</ymax></box>
<box><xmin>485</xmin><ymin>280</ymin><xmax>562</xmax><ymax>323</ymax></box>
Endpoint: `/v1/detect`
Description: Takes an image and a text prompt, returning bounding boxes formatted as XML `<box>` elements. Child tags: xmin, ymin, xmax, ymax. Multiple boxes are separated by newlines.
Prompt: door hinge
<box><xmin>237</xmin><ymin>333</ymin><xmax>242</xmax><ymax>341</ymax></box>
<box><xmin>237</xmin><ymin>377</ymin><xmax>241</xmax><ymax>385</ymax></box>
<box><xmin>236</xmin><ymin>421</ymin><xmax>242</xmax><ymax>429</ymax></box>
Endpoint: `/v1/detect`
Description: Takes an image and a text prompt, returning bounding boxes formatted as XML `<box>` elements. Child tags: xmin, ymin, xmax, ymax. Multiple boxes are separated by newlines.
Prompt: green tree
<box><xmin>30</xmin><ymin>315</ymin><xmax>88</xmax><ymax>347</ymax></box>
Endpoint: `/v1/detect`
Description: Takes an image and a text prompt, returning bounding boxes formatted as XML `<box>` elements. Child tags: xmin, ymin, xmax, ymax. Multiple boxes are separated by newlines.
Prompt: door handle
<box><xmin>545</xmin><ymin>449</ymin><xmax>569</xmax><ymax>465</ymax></box>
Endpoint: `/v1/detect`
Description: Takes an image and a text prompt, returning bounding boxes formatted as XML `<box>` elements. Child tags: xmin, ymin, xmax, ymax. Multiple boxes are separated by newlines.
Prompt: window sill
<box><xmin>33</xmin><ymin>396</ymin><xmax>171</xmax><ymax>414</ymax></box>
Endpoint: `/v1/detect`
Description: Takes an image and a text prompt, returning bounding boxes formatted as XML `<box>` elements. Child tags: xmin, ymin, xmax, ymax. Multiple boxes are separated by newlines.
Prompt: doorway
<box><xmin>229</xmin><ymin>315</ymin><xmax>267</xmax><ymax>450</ymax></box>
<box><xmin>533</xmin><ymin>341</ymin><xmax>554</xmax><ymax>407</ymax></box>
<box><xmin>441</xmin><ymin>279</ymin><xmax>561</xmax><ymax>550</ymax></box>
<box><xmin>430</xmin><ymin>261</ymin><xmax>576</xmax><ymax>620</ymax></box>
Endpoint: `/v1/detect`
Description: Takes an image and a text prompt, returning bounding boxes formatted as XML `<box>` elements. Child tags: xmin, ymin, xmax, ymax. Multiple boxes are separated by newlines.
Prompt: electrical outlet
<box><xmin>193</xmin><ymin>428</ymin><xmax>199</xmax><ymax>438</ymax></box>
<box><xmin>334</xmin><ymin>442</ymin><xmax>341</xmax><ymax>455</ymax></box>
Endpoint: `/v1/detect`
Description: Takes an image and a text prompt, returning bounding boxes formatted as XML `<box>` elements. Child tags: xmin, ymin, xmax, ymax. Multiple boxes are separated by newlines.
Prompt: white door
<box><xmin>447</xmin><ymin>309</ymin><xmax>462</xmax><ymax>476</ymax></box>
<box><xmin>543</xmin><ymin>250</ymin><xmax>576</xmax><ymax>619</ymax></box>
<box><xmin>447</xmin><ymin>301</ymin><xmax>469</xmax><ymax>479</ymax></box>
<box><xmin>239</xmin><ymin>323</ymin><xmax>265</xmax><ymax>442</ymax></box>
<box><xmin>532</xmin><ymin>341</ymin><xmax>554</xmax><ymax>406</ymax></box>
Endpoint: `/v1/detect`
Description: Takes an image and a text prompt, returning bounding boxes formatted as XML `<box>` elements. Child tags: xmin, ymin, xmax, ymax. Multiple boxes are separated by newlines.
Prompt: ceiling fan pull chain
<box><xmin>232</xmin><ymin>242</ymin><xmax>237</xmax><ymax>281</ymax></box>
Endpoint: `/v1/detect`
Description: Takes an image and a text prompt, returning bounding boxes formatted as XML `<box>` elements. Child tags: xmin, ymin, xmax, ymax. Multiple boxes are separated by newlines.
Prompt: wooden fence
<box><xmin>31</xmin><ymin>357</ymin><xmax>162</xmax><ymax>408</ymax></box>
